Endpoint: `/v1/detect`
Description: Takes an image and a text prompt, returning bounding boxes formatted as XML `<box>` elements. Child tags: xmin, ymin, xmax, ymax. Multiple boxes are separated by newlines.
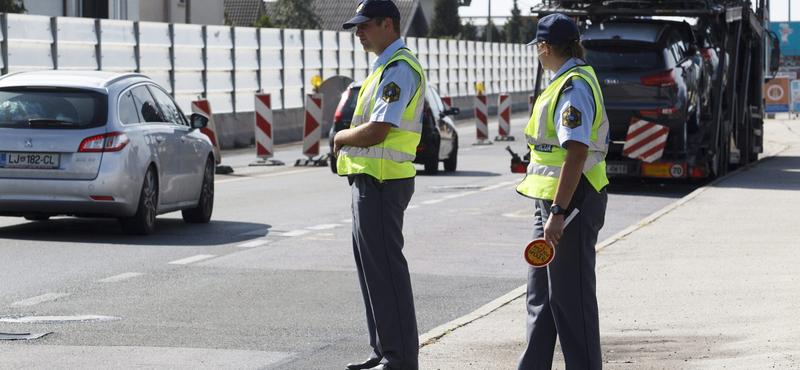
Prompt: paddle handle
<box><xmin>562</xmin><ymin>208</ymin><xmax>579</xmax><ymax>227</ymax></box>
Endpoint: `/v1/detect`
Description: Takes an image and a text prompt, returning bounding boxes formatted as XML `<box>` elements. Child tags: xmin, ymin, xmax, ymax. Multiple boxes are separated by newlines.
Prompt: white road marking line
<box><xmin>421</xmin><ymin>199</ymin><xmax>444</xmax><ymax>204</ymax></box>
<box><xmin>306</xmin><ymin>224</ymin><xmax>339</xmax><ymax>230</ymax></box>
<box><xmin>11</xmin><ymin>293</ymin><xmax>69</xmax><ymax>307</ymax></box>
<box><xmin>340</xmin><ymin>218</ymin><xmax>351</xmax><ymax>223</ymax></box>
<box><xmin>168</xmin><ymin>254</ymin><xmax>216</xmax><ymax>265</ymax></box>
<box><xmin>238</xmin><ymin>240</ymin><xmax>270</xmax><ymax>248</ymax></box>
<box><xmin>407</xmin><ymin>205</ymin><xmax>420</xmax><ymax>210</ymax></box>
<box><xmin>215</xmin><ymin>169</ymin><xmax>317</xmax><ymax>184</ymax></box>
<box><xmin>99</xmin><ymin>272</ymin><xmax>144</xmax><ymax>283</ymax></box>
<box><xmin>274</xmin><ymin>230</ymin><xmax>310</xmax><ymax>237</ymax></box>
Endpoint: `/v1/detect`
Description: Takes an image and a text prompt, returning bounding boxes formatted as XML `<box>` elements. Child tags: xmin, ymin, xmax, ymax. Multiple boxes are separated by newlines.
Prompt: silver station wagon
<box><xmin>0</xmin><ymin>71</ymin><xmax>214</xmax><ymax>235</ymax></box>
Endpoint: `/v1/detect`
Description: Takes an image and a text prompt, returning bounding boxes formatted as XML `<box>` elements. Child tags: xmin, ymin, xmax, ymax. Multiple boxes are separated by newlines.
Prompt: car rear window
<box><xmin>585</xmin><ymin>43</ymin><xmax>662</xmax><ymax>71</ymax></box>
<box><xmin>0</xmin><ymin>88</ymin><xmax>107</xmax><ymax>129</ymax></box>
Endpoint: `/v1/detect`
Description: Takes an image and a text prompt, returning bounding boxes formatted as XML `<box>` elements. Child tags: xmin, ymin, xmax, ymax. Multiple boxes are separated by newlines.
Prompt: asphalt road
<box><xmin>0</xmin><ymin>116</ymin><xmax>704</xmax><ymax>369</ymax></box>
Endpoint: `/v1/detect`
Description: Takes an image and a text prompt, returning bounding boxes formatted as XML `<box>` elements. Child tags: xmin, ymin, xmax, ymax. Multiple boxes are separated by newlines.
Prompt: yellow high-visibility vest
<box><xmin>516</xmin><ymin>65</ymin><xmax>609</xmax><ymax>200</ymax></box>
<box><xmin>337</xmin><ymin>48</ymin><xmax>426</xmax><ymax>181</ymax></box>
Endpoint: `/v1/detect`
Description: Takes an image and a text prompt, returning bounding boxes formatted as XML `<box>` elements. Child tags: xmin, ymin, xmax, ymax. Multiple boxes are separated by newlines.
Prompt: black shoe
<box><xmin>365</xmin><ymin>365</ymin><xmax>398</xmax><ymax>370</ymax></box>
<box><xmin>346</xmin><ymin>358</ymin><xmax>381</xmax><ymax>370</ymax></box>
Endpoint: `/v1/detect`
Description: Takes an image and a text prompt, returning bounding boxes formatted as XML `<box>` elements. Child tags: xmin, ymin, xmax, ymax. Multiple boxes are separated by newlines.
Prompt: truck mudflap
<box><xmin>607</xmin><ymin>160</ymin><xmax>709</xmax><ymax>179</ymax></box>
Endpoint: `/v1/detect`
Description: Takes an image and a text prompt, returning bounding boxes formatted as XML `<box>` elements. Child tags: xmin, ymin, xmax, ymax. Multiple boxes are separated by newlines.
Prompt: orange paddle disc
<box><xmin>524</xmin><ymin>209</ymin><xmax>579</xmax><ymax>267</ymax></box>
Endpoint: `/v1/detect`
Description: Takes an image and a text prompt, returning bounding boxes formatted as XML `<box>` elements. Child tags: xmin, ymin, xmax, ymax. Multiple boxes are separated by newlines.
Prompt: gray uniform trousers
<box><xmin>518</xmin><ymin>175</ymin><xmax>607</xmax><ymax>370</ymax></box>
<box><xmin>351</xmin><ymin>174</ymin><xmax>418</xmax><ymax>370</ymax></box>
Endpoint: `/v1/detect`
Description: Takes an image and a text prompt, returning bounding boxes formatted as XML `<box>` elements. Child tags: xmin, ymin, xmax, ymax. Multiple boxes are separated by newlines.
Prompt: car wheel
<box><xmin>119</xmin><ymin>166</ymin><xmax>158</xmax><ymax>235</ymax></box>
<box><xmin>443</xmin><ymin>136</ymin><xmax>458</xmax><ymax>172</ymax></box>
<box><xmin>182</xmin><ymin>157</ymin><xmax>214</xmax><ymax>223</ymax></box>
<box><xmin>424</xmin><ymin>149</ymin><xmax>439</xmax><ymax>175</ymax></box>
<box><xmin>329</xmin><ymin>154</ymin><xmax>338</xmax><ymax>173</ymax></box>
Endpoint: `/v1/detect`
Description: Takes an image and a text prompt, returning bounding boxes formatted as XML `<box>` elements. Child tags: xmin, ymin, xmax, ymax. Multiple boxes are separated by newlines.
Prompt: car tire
<box><xmin>119</xmin><ymin>166</ymin><xmax>158</xmax><ymax>235</ymax></box>
<box><xmin>443</xmin><ymin>136</ymin><xmax>458</xmax><ymax>172</ymax></box>
<box><xmin>424</xmin><ymin>148</ymin><xmax>439</xmax><ymax>175</ymax></box>
<box><xmin>182</xmin><ymin>157</ymin><xmax>214</xmax><ymax>223</ymax></box>
<box><xmin>329</xmin><ymin>154</ymin><xmax>338</xmax><ymax>173</ymax></box>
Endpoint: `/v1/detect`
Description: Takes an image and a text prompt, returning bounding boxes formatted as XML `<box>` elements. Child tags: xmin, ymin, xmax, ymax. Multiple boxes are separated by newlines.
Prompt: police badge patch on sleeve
<box><xmin>382</xmin><ymin>82</ymin><xmax>401</xmax><ymax>103</ymax></box>
<box><xmin>562</xmin><ymin>106</ymin><xmax>582</xmax><ymax>129</ymax></box>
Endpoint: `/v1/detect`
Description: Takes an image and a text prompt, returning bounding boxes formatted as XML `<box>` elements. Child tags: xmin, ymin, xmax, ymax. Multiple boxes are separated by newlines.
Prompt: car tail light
<box><xmin>700</xmin><ymin>48</ymin><xmax>713</xmax><ymax>60</ymax></box>
<box><xmin>641</xmin><ymin>70</ymin><xmax>675</xmax><ymax>86</ymax></box>
<box><xmin>333</xmin><ymin>91</ymin><xmax>351</xmax><ymax>122</ymax></box>
<box><xmin>90</xmin><ymin>196</ymin><xmax>115</xmax><ymax>201</ymax></box>
<box><xmin>78</xmin><ymin>132</ymin><xmax>130</xmax><ymax>152</ymax></box>
<box><xmin>640</xmin><ymin>108</ymin><xmax>677</xmax><ymax>115</ymax></box>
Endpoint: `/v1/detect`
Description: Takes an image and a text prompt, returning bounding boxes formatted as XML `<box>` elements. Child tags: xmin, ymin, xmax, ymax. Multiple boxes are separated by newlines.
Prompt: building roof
<box><xmin>224</xmin><ymin>0</ymin><xmax>265</xmax><ymax>27</ymax></box>
<box><xmin>264</xmin><ymin>0</ymin><xmax>424</xmax><ymax>36</ymax></box>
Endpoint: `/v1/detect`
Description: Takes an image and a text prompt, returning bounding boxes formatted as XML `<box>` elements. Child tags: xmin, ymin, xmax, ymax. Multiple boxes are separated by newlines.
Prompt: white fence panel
<box><xmin>99</xmin><ymin>19</ymin><xmax>136</xmax><ymax>71</ymax></box>
<box><xmin>354</xmin><ymin>46</ymin><xmax>369</xmax><ymax>82</ymax></box>
<box><xmin>303</xmin><ymin>30</ymin><xmax>322</xmax><ymax>94</ymax></box>
<box><xmin>259</xmin><ymin>28</ymin><xmax>283</xmax><ymax>109</ymax></box>
<box><xmin>234</xmin><ymin>27</ymin><xmax>259</xmax><ymax>113</ymax></box>
<box><xmin>137</xmin><ymin>21</ymin><xmax>171</xmax><ymax>83</ymax></box>
<box><xmin>6</xmin><ymin>14</ymin><xmax>53</xmax><ymax>71</ymax></box>
<box><xmin>172</xmin><ymin>24</ymin><xmax>205</xmax><ymax>110</ymax></box>
<box><xmin>55</xmin><ymin>17</ymin><xmax>97</xmax><ymax>70</ymax></box>
<box><xmin>283</xmin><ymin>29</ymin><xmax>304</xmax><ymax>109</ymax></box>
<box><xmin>206</xmin><ymin>25</ymin><xmax>233</xmax><ymax>71</ymax></box>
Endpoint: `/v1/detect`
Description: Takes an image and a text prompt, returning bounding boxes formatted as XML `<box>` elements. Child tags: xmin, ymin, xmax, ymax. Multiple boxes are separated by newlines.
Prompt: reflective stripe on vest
<box><xmin>516</xmin><ymin>65</ymin><xmax>609</xmax><ymax>200</ymax></box>
<box><xmin>336</xmin><ymin>47</ymin><xmax>426</xmax><ymax>181</ymax></box>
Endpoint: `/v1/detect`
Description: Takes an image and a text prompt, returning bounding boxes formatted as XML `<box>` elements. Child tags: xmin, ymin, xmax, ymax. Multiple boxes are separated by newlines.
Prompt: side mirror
<box><xmin>769</xmin><ymin>31</ymin><xmax>781</xmax><ymax>74</ymax></box>
<box><xmin>440</xmin><ymin>107</ymin><xmax>460</xmax><ymax>118</ymax></box>
<box><xmin>190</xmin><ymin>112</ymin><xmax>209</xmax><ymax>129</ymax></box>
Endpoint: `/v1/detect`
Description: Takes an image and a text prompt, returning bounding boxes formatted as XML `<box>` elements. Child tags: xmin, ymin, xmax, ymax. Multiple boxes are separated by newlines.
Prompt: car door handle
<box><xmin>155</xmin><ymin>135</ymin><xmax>165</xmax><ymax>143</ymax></box>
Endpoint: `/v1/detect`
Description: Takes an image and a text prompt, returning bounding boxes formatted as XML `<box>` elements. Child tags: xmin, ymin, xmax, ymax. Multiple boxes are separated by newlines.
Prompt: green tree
<box><xmin>428</xmin><ymin>0</ymin><xmax>461</xmax><ymax>38</ymax></box>
<box><xmin>460</xmin><ymin>21</ymin><xmax>479</xmax><ymax>41</ymax></box>
<box><xmin>251</xmin><ymin>14</ymin><xmax>274</xmax><ymax>28</ymax></box>
<box><xmin>521</xmin><ymin>18</ymin><xmax>538</xmax><ymax>44</ymax></box>
<box><xmin>0</xmin><ymin>0</ymin><xmax>25</xmax><ymax>13</ymax></box>
<box><xmin>485</xmin><ymin>21</ymin><xmax>503</xmax><ymax>42</ymax></box>
<box><xmin>272</xmin><ymin>0</ymin><xmax>320</xmax><ymax>30</ymax></box>
<box><xmin>503</xmin><ymin>0</ymin><xmax>523</xmax><ymax>43</ymax></box>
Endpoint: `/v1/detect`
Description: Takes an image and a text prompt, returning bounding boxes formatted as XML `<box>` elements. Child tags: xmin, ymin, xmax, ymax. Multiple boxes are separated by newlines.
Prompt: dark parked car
<box><xmin>328</xmin><ymin>81</ymin><xmax>459</xmax><ymax>175</ymax></box>
<box><xmin>582</xmin><ymin>19</ymin><xmax>711</xmax><ymax>172</ymax></box>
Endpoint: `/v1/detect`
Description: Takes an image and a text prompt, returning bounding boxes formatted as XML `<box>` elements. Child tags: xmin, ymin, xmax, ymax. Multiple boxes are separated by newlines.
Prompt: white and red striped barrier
<box><xmin>622</xmin><ymin>118</ymin><xmax>669</xmax><ymax>163</ymax></box>
<box><xmin>474</xmin><ymin>95</ymin><xmax>491</xmax><ymax>145</ymax></box>
<box><xmin>255</xmin><ymin>94</ymin><xmax>273</xmax><ymax>159</ymax></box>
<box><xmin>296</xmin><ymin>93</ymin><xmax>325</xmax><ymax>166</ymax></box>
<box><xmin>191</xmin><ymin>99</ymin><xmax>221</xmax><ymax>165</ymax></box>
<box><xmin>496</xmin><ymin>94</ymin><xmax>514</xmax><ymax>141</ymax></box>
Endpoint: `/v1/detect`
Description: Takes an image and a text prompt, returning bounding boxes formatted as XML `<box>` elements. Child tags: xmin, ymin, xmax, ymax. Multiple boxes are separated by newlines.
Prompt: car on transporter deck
<box><xmin>0</xmin><ymin>70</ymin><xmax>214</xmax><ymax>235</ymax></box>
<box><xmin>328</xmin><ymin>81</ymin><xmax>460</xmax><ymax>175</ymax></box>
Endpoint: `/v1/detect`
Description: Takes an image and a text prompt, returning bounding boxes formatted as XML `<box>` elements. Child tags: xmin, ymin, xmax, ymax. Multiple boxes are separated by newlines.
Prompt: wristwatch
<box><xmin>550</xmin><ymin>203</ymin><xmax>567</xmax><ymax>216</ymax></box>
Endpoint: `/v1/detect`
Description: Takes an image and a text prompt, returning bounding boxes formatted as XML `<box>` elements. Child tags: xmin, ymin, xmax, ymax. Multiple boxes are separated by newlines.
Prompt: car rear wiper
<box><xmin>28</xmin><ymin>118</ymin><xmax>79</xmax><ymax>127</ymax></box>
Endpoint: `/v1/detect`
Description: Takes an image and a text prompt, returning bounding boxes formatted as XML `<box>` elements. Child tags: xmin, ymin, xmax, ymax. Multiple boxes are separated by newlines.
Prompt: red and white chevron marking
<box><xmin>474</xmin><ymin>95</ymin><xmax>488</xmax><ymax>140</ymax></box>
<box><xmin>191</xmin><ymin>99</ymin><xmax>221</xmax><ymax>164</ymax></box>
<box><xmin>621</xmin><ymin>118</ymin><xmax>670</xmax><ymax>163</ymax></box>
<box><xmin>255</xmin><ymin>94</ymin><xmax>273</xmax><ymax>160</ymax></box>
<box><xmin>498</xmin><ymin>94</ymin><xmax>511</xmax><ymax>137</ymax></box>
<box><xmin>302</xmin><ymin>94</ymin><xmax>323</xmax><ymax>157</ymax></box>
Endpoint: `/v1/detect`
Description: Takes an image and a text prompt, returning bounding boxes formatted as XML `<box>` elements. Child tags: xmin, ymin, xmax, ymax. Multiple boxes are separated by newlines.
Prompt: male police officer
<box><xmin>334</xmin><ymin>1</ymin><xmax>426</xmax><ymax>370</ymax></box>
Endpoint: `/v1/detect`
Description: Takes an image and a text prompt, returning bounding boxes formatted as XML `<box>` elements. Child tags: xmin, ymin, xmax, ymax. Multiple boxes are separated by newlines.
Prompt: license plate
<box><xmin>607</xmin><ymin>164</ymin><xmax>628</xmax><ymax>174</ymax></box>
<box><xmin>0</xmin><ymin>152</ymin><xmax>60</xmax><ymax>169</ymax></box>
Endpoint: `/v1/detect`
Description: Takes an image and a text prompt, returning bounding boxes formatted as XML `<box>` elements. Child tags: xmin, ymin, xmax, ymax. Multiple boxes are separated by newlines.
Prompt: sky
<box><xmin>458</xmin><ymin>0</ymin><xmax>800</xmax><ymax>22</ymax></box>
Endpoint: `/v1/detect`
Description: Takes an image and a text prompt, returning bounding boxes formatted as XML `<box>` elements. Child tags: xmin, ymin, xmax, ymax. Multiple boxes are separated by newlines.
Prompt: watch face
<box><xmin>551</xmin><ymin>205</ymin><xmax>561</xmax><ymax>215</ymax></box>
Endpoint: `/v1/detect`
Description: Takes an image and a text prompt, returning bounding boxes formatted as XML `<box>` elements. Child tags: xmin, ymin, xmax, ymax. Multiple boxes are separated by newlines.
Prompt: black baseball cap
<box><xmin>343</xmin><ymin>0</ymin><xmax>401</xmax><ymax>29</ymax></box>
<box><xmin>527</xmin><ymin>13</ymin><xmax>580</xmax><ymax>46</ymax></box>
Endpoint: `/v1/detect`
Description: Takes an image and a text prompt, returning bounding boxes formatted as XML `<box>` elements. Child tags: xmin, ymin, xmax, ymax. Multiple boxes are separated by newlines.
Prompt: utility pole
<box><xmin>487</xmin><ymin>0</ymin><xmax>492</xmax><ymax>42</ymax></box>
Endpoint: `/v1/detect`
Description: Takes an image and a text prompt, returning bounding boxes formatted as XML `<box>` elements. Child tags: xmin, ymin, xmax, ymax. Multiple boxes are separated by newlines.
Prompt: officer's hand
<box><xmin>333</xmin><ymin>132</ymin><xmax>342</xmax><ymax>158</ymax></box>
<box><xmin>544</xmin><ymin>214</ymin><xmax>565</xmax><ymax>248</ymax></box>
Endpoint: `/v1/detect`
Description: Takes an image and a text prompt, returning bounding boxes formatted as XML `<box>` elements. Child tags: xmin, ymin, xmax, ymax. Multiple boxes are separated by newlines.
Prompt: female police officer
<box><xmin>515</xmin><ymin>13</ymin><xmax>609</xmax><ymax>370</ymax></box>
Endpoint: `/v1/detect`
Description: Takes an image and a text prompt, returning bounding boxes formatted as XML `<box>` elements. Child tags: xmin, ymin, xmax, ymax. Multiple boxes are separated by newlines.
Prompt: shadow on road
<box><xmin>0</xmin><ymin>218</ymin><xmax>272</xmax><ymax>246</ymax></box>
